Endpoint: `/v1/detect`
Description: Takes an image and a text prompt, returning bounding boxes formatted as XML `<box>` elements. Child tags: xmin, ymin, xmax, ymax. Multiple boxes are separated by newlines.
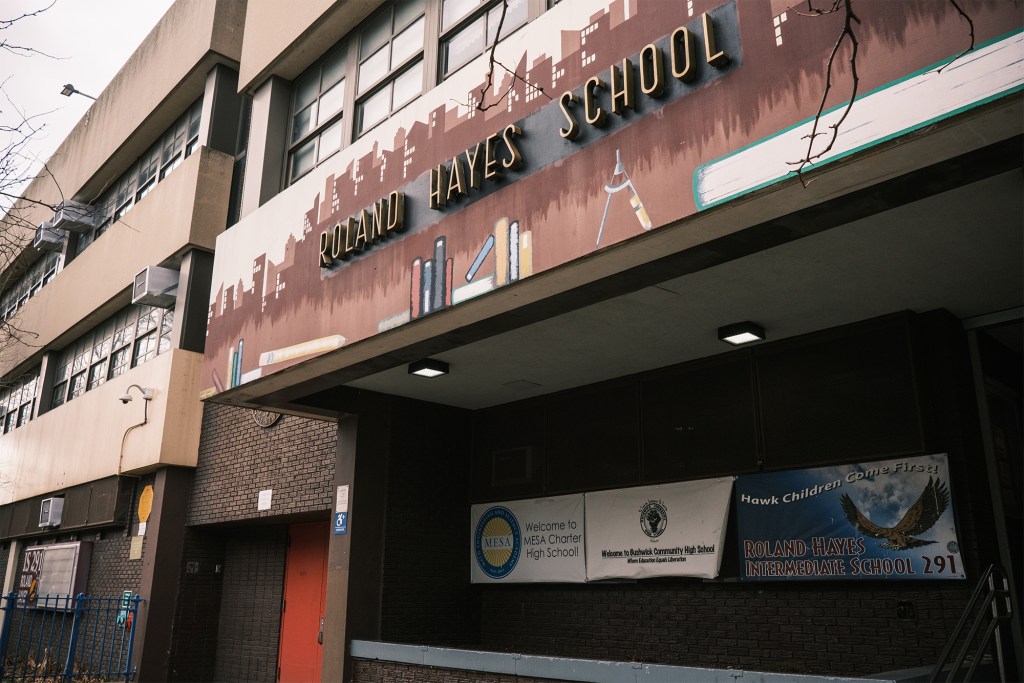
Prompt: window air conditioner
<box><xmin>39</xmin><ymin>496</ymin><xmax>64</xmax><ymax>528</ymax></box>
<box><xmin>132</xmin><ymin>266</ymin><xmax>179</xmax><ymax>308</ymax></box>
<box><xmin>52</xmin><ymin>200</ymin><xmax>96</xmax><ymax>234</ymax></box>
<box><xmin>33</xmin><ymin>220</ymin><xmax>64</xmax><ymax>252</ymax></box>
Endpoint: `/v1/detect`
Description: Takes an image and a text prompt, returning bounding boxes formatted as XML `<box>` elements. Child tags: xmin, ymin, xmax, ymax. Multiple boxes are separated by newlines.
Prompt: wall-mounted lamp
<box><xmin>60</xmin><ymin>83</ymin><xmax>96</xmax><ymax>100</ymax></box>
<box><xmin>718</xmin><ymin>321</ymin><xmax>766</xmax><ymax>346</ymax></box>
<box><xmin>408</xmin><ymin>358</ymin><xmax>449</xmax><ymax>378</ymax></box>
<box><xmin>118</xmin><ymin>384</ymin><xmax>154</xmax><ymax>404</ymax></box>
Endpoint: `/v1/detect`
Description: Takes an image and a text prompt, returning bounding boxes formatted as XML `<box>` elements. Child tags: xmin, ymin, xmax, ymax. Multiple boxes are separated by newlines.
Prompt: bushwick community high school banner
<box><xmin>585</xmin><ymin>478</ymin><xmax>734</xmax><ymax>581</ymax></box>
<box><xmin>736</xmin><ymin>454</ymin><xmax>964</xmax><ymax>581</ymax></box>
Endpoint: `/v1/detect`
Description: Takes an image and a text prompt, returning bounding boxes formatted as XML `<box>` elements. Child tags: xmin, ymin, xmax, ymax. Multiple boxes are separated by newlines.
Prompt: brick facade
<box><xmin>213</xmin><ymin>526</ymin><xmax>287</xmax><ymax>683</ymax></box>
<box><xmin>168</xmin><ymin>404</ymin><xmax>335</xmax><ymax>681</ymax></box>
<box><xmin>352</xmin><ymin>660</ymin><xmax>568</xmax><ymax>683</ymax></box>
<box><xmin>188</xmin><ymin>403</ymin><xmax>335</xmax><ymax>525</ymax></box>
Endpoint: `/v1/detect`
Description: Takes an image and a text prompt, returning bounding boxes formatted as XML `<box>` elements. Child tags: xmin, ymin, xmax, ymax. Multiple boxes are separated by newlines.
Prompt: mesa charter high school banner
<box><xmin>736</xmin><ymin>454</ymin><xmax>964</xmax><ymax>581</ymax></box>
<box><xmin>471</xmin><ymin>495</ymin><xmax>586</xmax><ymax>583</ymax></box>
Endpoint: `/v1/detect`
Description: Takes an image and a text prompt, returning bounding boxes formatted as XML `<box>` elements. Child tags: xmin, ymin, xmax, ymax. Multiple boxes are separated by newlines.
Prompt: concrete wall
<box><xmin>1</xmin><ymin>147</ymin><xmax>233</xmax><ymax>377</ymax></box>
<box><xmin>238</xmin><ymin>0</ymin><xmax>377</xmax><ymax>93</ymax></box>
<box><xmin>4</xmin><ymin>0</ymin><xmax>244</xmax><ymax>243</ymax></box>
<box><xmin>0</xmin><ymin>349</ymin><xmax>205</xmax><ymax>503</ymax></box>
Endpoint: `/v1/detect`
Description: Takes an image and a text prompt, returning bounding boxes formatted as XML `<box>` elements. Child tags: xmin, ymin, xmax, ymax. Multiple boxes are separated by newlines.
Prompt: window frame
<box><xmin>48</xmin><ymin>305</ymin><xmax>174</xmax><ymax>410</ymax></box>
<box><xmin>353</xmin><ymin>0</ymin><xmax>427</xmax><ymax>138</ymax></box>
<box><xmin>287</xmin><ymin>45</ymin><xmax>351</xmax><ymax>184</ymax></box>
<box><xmin>439</xmin><ymin>0</ymin><xmax>529</xmax><ymax>80</ymax></box>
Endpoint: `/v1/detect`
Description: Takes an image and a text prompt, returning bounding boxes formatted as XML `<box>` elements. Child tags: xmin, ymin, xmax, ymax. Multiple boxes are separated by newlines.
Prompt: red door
<box><xmin>278</xmin><ymin>521</ymin><xmax>329</xmax><ymax>682</ymax></box>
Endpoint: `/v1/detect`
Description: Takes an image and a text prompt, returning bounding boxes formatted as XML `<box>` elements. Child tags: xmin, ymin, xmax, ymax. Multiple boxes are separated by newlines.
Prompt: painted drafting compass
<box><xmin>596</xmin><ymin>149</ymin><xmax>652</xmax><ymax>247</ymax></box>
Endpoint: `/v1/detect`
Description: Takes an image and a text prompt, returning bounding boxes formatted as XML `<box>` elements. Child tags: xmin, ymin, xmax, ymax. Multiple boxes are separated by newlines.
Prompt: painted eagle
<box><xmin>840</xmin><ymin>477</ymin><xmax>949</xmax><ymax>551</ymax></box>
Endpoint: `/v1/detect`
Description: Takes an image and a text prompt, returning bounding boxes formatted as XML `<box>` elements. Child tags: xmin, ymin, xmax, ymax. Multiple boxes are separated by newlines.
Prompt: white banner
<box><xmin>585</xmin><ymin>478</ymin><xmax>734</xmax><ymax>580</ymax></box>
<box><xmin>471</xmin><ymin>495</ymin><xmax>586</xmax><ymax>583</ymax></box>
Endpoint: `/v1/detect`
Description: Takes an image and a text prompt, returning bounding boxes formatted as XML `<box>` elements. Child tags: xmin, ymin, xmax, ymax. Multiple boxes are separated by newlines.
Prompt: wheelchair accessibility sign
<box><xmin>334</xmin><ymin>512</ymin><xmax>348</xmax><ymax>535</ymax></box>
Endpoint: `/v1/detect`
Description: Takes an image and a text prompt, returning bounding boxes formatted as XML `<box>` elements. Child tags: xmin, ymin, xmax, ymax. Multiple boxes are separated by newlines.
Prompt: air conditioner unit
<box><xmin>33</xmin><ymin>220</ymin><xmax>64</xmax><ymax>252</ymax></box>
<box><xmin>39</xmin><ymin>496</ymin><xmax>64</xmax><ymax>528</ymax></box>
<box><xmin>132</xmin><ymin>266</ymin><xmax>179</xmax><ymax>308</ymax></box>
<box><xmin>52</xmin><ymin>200</ymin><xmax>96</xmax><ymax>234</ymax></box>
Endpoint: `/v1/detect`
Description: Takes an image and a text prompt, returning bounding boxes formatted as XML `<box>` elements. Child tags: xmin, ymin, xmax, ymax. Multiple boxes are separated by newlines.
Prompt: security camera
<box><xmin>118</xmin><ymin>393</ymin><xmax>133</xmax><ymax>404</ymax></box>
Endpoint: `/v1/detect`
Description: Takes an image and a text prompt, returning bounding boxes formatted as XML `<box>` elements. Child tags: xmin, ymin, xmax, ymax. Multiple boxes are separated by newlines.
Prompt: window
<box><xmin>0</xmin><ymin>252</ymin><xmax>60</xmax><ymax>322</ymax></box>
<box><xmin>355</xmin><ymin>0</ymin><xmax>426</xmax><ymax>135</ymax></box>
<box><xmin>0</xmin><ymin>370</ymin><xmax>38</xmax><ymax>435</ymax></box>
<box><xmin>440</xmin><ymin>0</ymin><xmax>527</xmax><ymax>78</ymax></box>
<box><xmin>72</xmin><ymin>99</ymin><xmax>203</xmax><ymax>260</ymax></box>
<box><xmin>48</xmin><ymin>305</ymin><xmax>174</xmax><ymax>410</ymax></box>
<box><xmin>289</xmin><ymin>47</ymin><xmax>348</xmax><ymax>182</ymax></box>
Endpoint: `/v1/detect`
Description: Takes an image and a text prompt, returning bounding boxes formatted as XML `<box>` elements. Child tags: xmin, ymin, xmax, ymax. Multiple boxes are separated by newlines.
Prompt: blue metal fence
<box><xmin>0</xmin><ymin>592</ymin><xmax>141</xmax><ymax>682</ymax></box>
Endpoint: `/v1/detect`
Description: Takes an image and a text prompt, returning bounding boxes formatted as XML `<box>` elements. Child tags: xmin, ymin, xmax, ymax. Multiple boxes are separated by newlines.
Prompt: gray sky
<box><xmin>2</xmin><ymin>0</ymin><xmax>175</xmax><ymax>198</ymax></box>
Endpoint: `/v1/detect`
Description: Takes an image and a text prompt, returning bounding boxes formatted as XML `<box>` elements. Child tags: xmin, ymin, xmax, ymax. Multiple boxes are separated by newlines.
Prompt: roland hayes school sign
<box><xmin>316</xmin><ymin>12</ymin><xmax>732</xmax><ymax>269</ymax></box>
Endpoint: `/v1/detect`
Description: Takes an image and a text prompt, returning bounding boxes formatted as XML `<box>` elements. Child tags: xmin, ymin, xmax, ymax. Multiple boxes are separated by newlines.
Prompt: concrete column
<box><xmin>133</xmin><ymin>467</ymin><xmax>194</xmax><ymax>682</ymax></box>
<box><xmin>239</xmin><ymin>76</ymin><xmax>291</xmax><ymax>218</ymax></box>
<box><xmin>199</xmin><ymin>64</ymin><xmax>243</xmax><ymax>157</ymax></box>
<box><xmin>170</xmin><ymin>249</ymin><xmax>214</xmax><ymax>354</ymax></box>
<box><xmin>322</xmin><ymin>392</ymin><xmax>392</xmax><ymax>683</ymax></box>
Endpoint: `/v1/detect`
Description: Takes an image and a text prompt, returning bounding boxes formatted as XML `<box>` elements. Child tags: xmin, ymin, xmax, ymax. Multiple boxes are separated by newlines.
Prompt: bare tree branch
<box><xmin>938</xmin><ymin>0</ymin><xmax>975</xmax><ymax>73</ymax></box>
<box><xmin>453</xmin><ymin>0</ymin><xmax>552</xmax><ymax>113</ymax></box>
<box><xmin>788</xmin><ymin>0</ymin><xmax>860</xmax><ymax>186</ymax></box>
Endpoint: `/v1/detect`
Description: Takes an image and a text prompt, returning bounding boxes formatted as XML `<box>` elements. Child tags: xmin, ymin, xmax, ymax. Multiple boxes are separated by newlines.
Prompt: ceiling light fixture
<box><xmin>718</xmin><ymin>321</ymin><xmax>766</xmax><ymax>346</ymax></box>
<box><xmin>408</xmin><ymin>358</ymin><xmax>450</xmax><ymax>378</ymax></box>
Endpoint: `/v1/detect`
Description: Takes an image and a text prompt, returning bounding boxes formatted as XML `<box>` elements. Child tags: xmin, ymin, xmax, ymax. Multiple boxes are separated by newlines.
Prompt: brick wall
<box><xmin>213</xmin><ymin>525</ymin><xmax>287</xmax><ymax>683</ymax></box>
<box><xmin>476</xmin><ymin>580</ymin><xmax>969</xmax><ymax>676</ymax></box>
<box><xmin>168</xmin><ymin>529</ymin><xmax>226</xmax><ymax>682</ymax></box>
<box><xmin>87</xmin><ymin>474</ymin><xmax>151</xmax><ymax>597</ymax></box>
<box><xmin>168</xmin><ymin>403</ymin><xmax>333</xmax><ymax>681</ymax></box>
<box><xmin>189</xmin><ymin>403</ymin><xmax>335</xmax><ymax>525</ymax></box>
<box><xmin>353</xmin><ymin>660</ymin><xmax>568</xmax><ymax>683</ymax></box>
<box><xmin>380</xmin><ymin>399</ymin><xmax>479</xmax><ymax>648</ymax></box>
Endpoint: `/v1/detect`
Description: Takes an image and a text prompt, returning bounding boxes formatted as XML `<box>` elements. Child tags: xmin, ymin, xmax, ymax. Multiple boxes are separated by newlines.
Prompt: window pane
<box><xmin>444</xmin><ymin>15</ymin><xmax>486</xmax><ymax>75</ymax></box>
<box><xmin>361</xmin><ymin>9</ymin><xmax>391</xmax><ymax>58</ymax></box>
<box><xmin>443</xmin><ymin>0</ymin><xmax>481</xmax><ymax>31</ymax></box>
<box><xmin>392</xmin><ymin>61</ymin><xmax>422</xmax><ymax>110</ymax></box>
<box><xmin>318</xmin><ymin>80</ymin><xmax>345</xmax><ymax>125</ymax></box>
<box><xmin>322</xmin><ymin>49</ymin><xmax>347</xmax><ymax>89</ymax></box>
<box><xmin>88</xmin><ymin>361</ymin><xmax>108</xmax><ymax>390</ymax></box>
<box><xmin>487</xmin><ymin>0</ymin><xmax>527</xmax><ymax>42</ymax></box>
<box><xmin>394</xmin><ymin>0</ymin><xmax>425</xmax><ymax>31</ymax></box>
<box><xmin>137</xmin><ymin>308</ymin><xmax>158</xmax><ymax>335</ymax></box>
<box><xmin>132</xmin><ymin>331</ymin><xmax>158</xmax><ymax>367</ymax></box>
<box><xmin>69</xmin><ymin>372</ymin><xmax>87</xmax><ymax>400</ymax></box>
<box><xmin>318</xmin><ymin>119</ymin><xmax>344</xmax><ymax>161</ymax></box>
<box><xmin>391</xmin><ymin>16</ymin><xmax>425</xmax><ymax>67</ymax></box>
<box><xmin>291</xmin><ymin>139</ymin><xmax>316</xmax><ymax>179</ymax></box>
<box><xmin>293</xmin><ymin>104</ymin><xmax>316</xmax><ymax>143</ymax></box>
<box><xmin>358</xmin><ymin>47</ymin><xmax>390</xmax><ymax>94</ymax></box>
<box><xmin>358</xmin><ymin>86</ymin><xmax>390</xmax><ymax>134</ymax></box>
<box><xmin>109</xmin><ymin>347</ymin><xmax>130</xmax><ymax>379</ymax></box>
<box><xmin>294</xmin><ymin>71</ymin><xmax>319</xmax><ymax>112</ymax></box>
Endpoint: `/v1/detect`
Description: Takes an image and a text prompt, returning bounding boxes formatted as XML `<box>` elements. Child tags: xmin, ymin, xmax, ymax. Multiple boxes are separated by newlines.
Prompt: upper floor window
<box><xmin>440</xmin><ymin>0</ymin><xmax>527</xmax><ymax>78</ymax></box>
<box><xmin>355</xmin><ymin>0</ymin><xmax>426</xmax><ymax>136</ymax></box>
<box><xmin>289</xmin><ymin>47</ymin><xmax>348</xmax><ymax>183</ymax></box>
<box><xmin>76</xmin><ymin>99</ymin><xmax>203</xmax><ymax>259</ymax></box>
<box><xmin>0</xmin><ymin>369</ymin><xmax>39</xmax><ymax>435</ymax></box>
<box><xmin>0</xmin><ymin>252</ymin><xmax>60</xmax><ymax>323</ymax></box>
<box><xmin>50</xmin><ymin>304</ymin><xmax>174</xmax><ymax>410</ymax></box>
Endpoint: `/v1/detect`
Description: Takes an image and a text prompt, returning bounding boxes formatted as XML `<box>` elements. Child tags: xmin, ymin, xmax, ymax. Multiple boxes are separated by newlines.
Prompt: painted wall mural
<box><xmin>203</xmin><ymin>0</ymin><xmax>1022</xmax><ymax>398</ymax></box>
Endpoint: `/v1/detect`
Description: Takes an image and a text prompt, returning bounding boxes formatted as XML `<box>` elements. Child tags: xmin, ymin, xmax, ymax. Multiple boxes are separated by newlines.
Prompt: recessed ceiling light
<box><xmin>718</xmin><ymin>321</ymin><xmax>766</xmax><ymax>345</ymax></box>
<box><xmin>408</xmin><ymin>358</ymin><xmax>450</xmax><ymax>378</ymax></box>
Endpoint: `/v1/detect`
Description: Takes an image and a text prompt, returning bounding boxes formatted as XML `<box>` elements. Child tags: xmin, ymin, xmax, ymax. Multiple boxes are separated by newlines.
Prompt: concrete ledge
<box><xmin>350</xmin><ymin>640</ymin><xmax>897</xmax><ymax>683</ymax></box>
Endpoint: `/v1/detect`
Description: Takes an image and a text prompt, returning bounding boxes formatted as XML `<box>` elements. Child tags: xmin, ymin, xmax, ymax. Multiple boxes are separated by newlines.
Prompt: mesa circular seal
<box><xmin>474</xmin><ymin>506</ymin><xmax>521</xmax><ymax>579</ymax></box>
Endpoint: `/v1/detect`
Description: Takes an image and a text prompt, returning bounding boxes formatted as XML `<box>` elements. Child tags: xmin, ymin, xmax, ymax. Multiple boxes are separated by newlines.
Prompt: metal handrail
<box><xmin>929</xmin><ymin>564</ymin><xmax>1013</xmax><ymax>683</ymax></box>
